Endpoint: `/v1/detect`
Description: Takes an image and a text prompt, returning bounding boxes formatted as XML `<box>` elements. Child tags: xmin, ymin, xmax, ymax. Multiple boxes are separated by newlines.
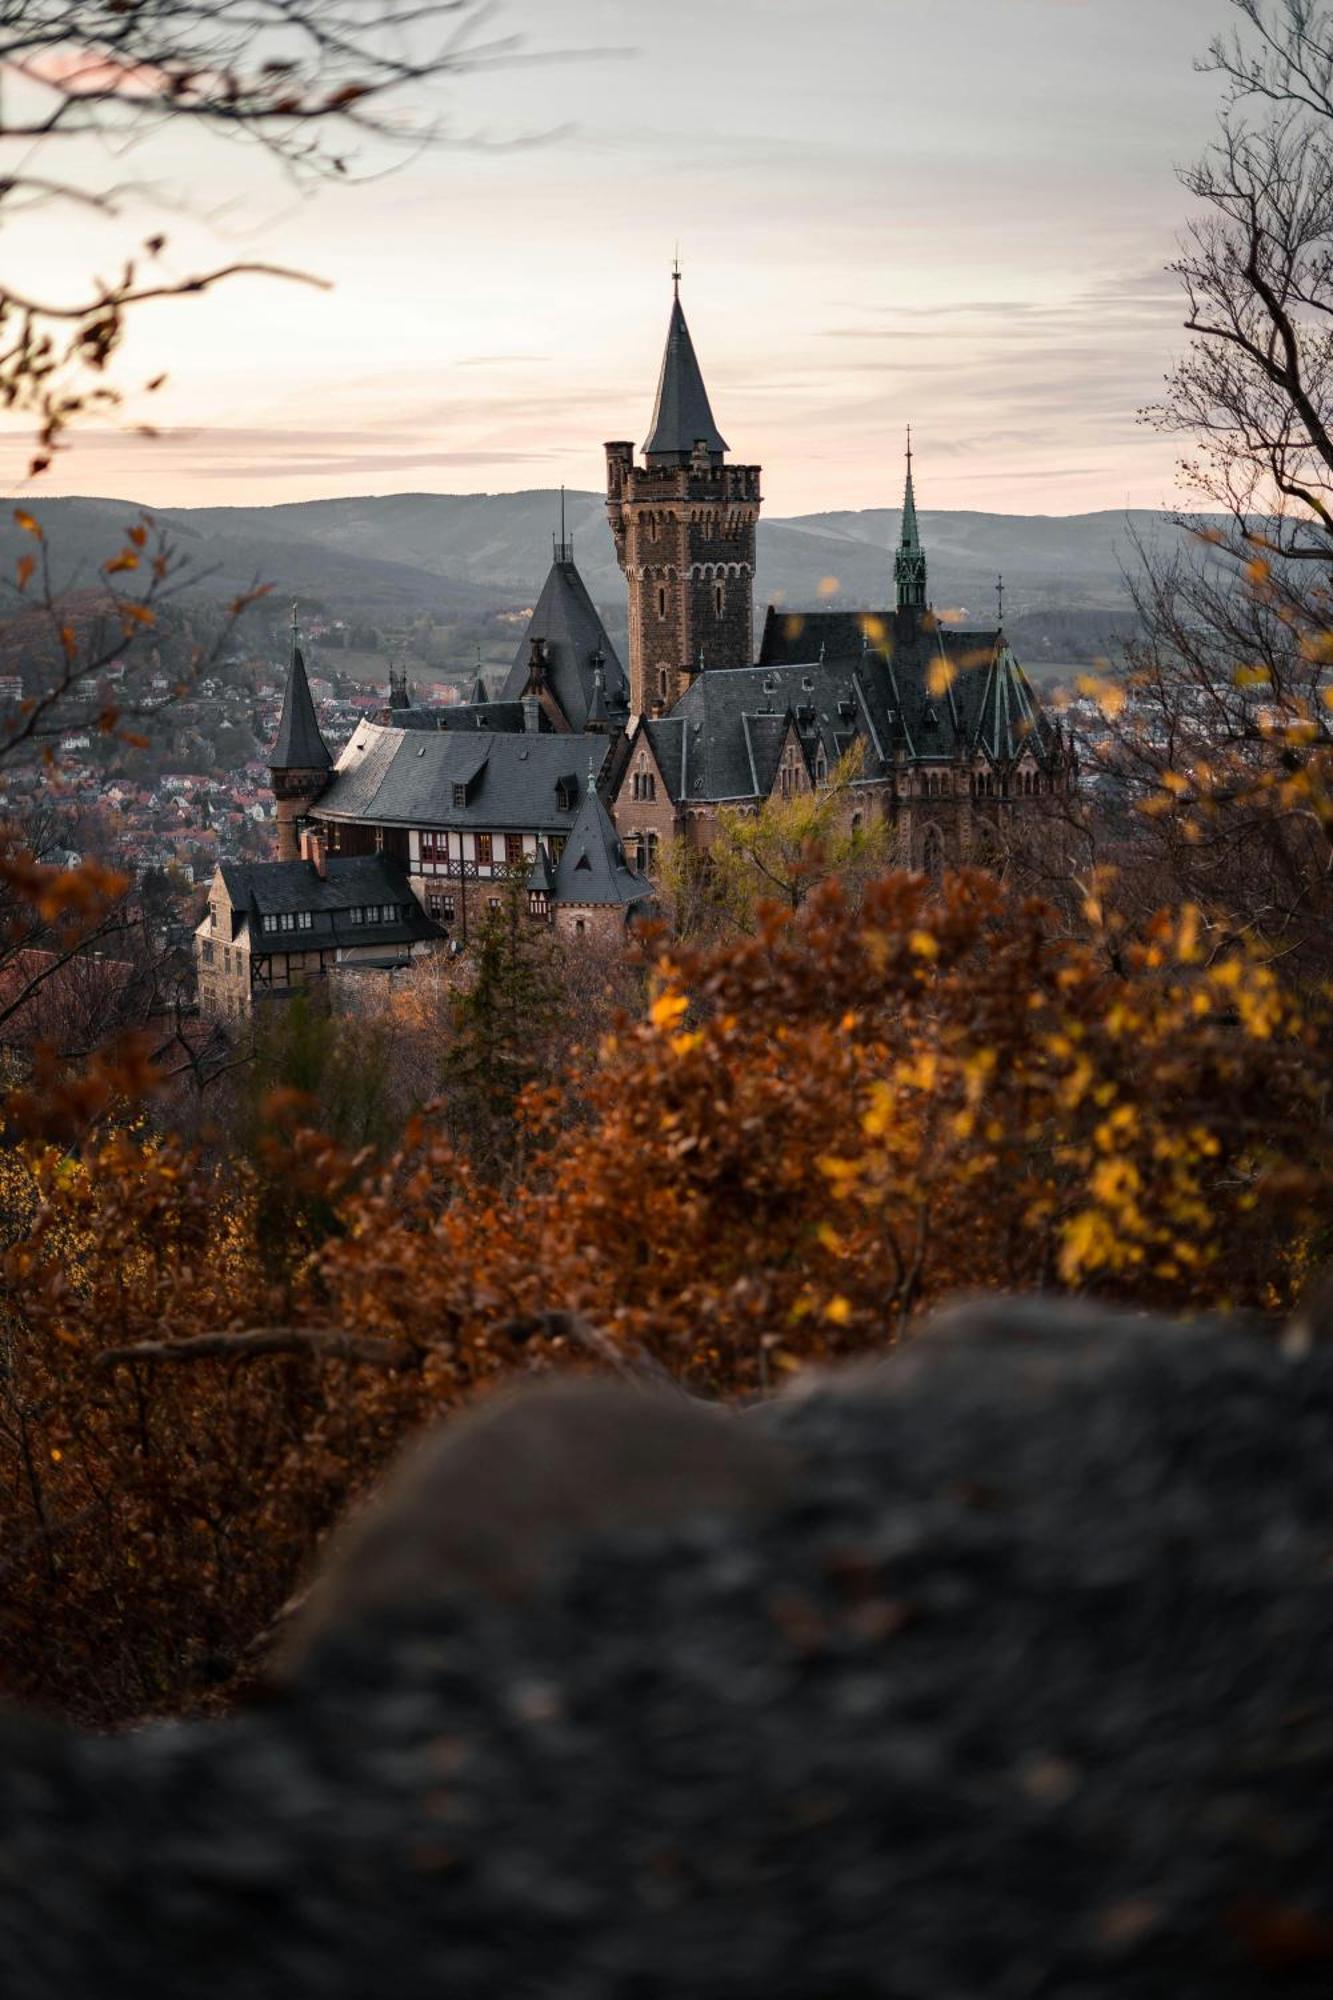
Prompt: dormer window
<box><xmin>452</xmin><ymin>782</ymin><xmax>467</xmax><ymax>809</ymax></box>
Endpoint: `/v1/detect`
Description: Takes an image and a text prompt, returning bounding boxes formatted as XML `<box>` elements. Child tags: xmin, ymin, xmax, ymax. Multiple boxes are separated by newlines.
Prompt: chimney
<box><xmin>523</xmin><ymin>695</ymin><xmax>541</xmax><ymax>734</ymax></box>
<box><xmin>301</xmin><ymin>827</ymin><xmax>327</xmax><ymax>879</ymax></box>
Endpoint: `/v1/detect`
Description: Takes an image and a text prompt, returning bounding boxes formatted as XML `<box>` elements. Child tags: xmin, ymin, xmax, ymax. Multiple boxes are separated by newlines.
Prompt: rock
<box><xmin>3</xmin><ymin>1299</ymin><xmax>1333</xmax><ymax>1997</ymax></box>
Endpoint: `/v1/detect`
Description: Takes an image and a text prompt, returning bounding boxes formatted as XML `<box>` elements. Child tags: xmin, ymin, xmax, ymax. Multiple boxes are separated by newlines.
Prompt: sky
<box><xmin>2</xmin><ymin>0</ymin><xmax>1234</xmax><ymax>516</ymax></box>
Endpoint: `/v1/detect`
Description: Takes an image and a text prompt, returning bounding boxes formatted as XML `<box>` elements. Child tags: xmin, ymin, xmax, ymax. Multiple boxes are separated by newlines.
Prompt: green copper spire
<box><xmin>895</xmin><ymin>426</ymin><xmax>928</xmax><ymax>615</ymax></box>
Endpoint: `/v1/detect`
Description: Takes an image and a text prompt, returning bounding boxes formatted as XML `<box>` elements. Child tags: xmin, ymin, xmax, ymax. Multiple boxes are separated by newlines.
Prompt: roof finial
<box><xmin>555</xmin><ymin>483</ymin><xmax>573</xmax><ymax>564</ymax></box>
<box><xmin>906</xmin><ymin>422</ymin><xmax>912</xmax><ymax>474</ymax></box>
<box><xmin>672</xmin><ymin>243</ymin><xmax>681</xmax><ymax>294</ymax></box>
<box><xmin>291</xmin><ymin>599</ymin><xmax>299</xmax><ymax>648</ymax></box>
<box><xmin>996</xmin><ymin>573</ymin><xmax>1005</xmax><ymax>629</ymax></box>
<box><xmin>587</xmin><ymin>755</ymin><xmax>597</xmax><ymax>796</ymax></box>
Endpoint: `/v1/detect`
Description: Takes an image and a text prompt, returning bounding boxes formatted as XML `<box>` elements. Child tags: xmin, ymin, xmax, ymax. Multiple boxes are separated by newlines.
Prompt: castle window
<box><xmin>657</xmin><ymin>585</ymin><xmax>668</xmax><ymax>619</ymax></box>
<box><xmin>201</xmin><ymin>941</ymin><xmax>214</xmax><ymax>965</ymax></box>
<box><xmin>505</xmin><ymin>833</ymin><xmax>525</xmax><ymax>867</ymax></box>
<box><xmin>658</xmin><ymin>668</ymin><xmax>670</xmax><ymax>704</ymax></box>
<box><xmin>923</xmin><ymin>826</ymin><xmax>944</xmax><ymax>880</ymax></box>
<box><xmin>714</xmin><ymin>581</ymin><xmax>725</xmax><ymax>617</ymax></box>
<box><xmin>452</xmin><ymin>783</ymin><xmax>467</xmax><ymax>809</ymax></box>
<box><xmin>476</xmin><ymin>832</ymin><xmax>493</xmax><ymax>869</ymax></box>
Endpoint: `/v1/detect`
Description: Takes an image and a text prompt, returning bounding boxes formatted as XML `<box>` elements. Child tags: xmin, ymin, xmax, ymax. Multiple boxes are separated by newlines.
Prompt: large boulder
<box><xmin>4</xmin><ymin>1300</ymin><xmax>1333</xmax><ymax>1996</ymax></box>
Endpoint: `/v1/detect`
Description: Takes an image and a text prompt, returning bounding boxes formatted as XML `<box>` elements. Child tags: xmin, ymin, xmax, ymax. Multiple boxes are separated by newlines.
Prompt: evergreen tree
<box><xmin>441</xmin><ymin>876</ymin><xmax>561</xmax><ymax>1167</ymax></box>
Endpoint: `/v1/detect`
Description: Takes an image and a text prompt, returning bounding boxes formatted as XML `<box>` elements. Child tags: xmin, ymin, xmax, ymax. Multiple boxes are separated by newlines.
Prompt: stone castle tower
<box><xmin>269</xmin><ymin>609</ymin><xmax>332</xmax><ymax>862</ymax></box>
<box><xmin>605</xmin><ymin>271</ymin><xmax>762</xmax><ymax>717</ymax></box>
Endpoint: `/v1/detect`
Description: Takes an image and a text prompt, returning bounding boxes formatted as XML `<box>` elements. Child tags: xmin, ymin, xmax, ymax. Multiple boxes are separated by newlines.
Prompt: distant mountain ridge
<box><xmin>0</xmin><ymin>489</ymin><xmax>1190</xmax><ymax>665</ymax></box>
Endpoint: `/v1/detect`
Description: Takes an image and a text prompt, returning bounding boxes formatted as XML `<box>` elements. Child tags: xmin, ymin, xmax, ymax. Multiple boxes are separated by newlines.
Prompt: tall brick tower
<box><xmin>606</xmin><ymin>269</ymin><xmax>762</xmax><ymax>718</ymax></box>
<box><xmin>269</xmin><ymin>607</ymin><xmax>332</xmax><ymax>861</ymax></box>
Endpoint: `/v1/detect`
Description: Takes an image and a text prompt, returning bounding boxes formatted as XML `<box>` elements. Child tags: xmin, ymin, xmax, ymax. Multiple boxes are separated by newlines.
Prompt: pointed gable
<box><xmin>270</xmin><ymin>639</ymin><xmax>331</xmax><ymax>773</ymax></box>
<box><xmin>971</xmin><ymin>637</ymin><xmax>1048</xmax><ymax>765</ymax></box>
<box><xmin>499</xmin><ymin>553</ymin><xmax>629</xmax><ymax>733</ymax></box>
<box><xmin>643</xmin><ymin>282</ymin><xmax>729</xmax><ymax>465</ymax></box>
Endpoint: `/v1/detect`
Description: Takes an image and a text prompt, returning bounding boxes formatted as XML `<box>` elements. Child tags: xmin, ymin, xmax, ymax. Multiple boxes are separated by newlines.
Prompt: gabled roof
<box><xmin>643</xmin><ymin>283</ymin><xmax>729</xmax><ymax>464</ymax></box>
<box><xmin>641</xmin><ymin>660</ymin><xmax>890</xmax><ymax>805</ymax></box>
<box><xmin>553</xmin><ymin>780</ymin><xmax>653</xmax><ymax>910</ymax></box>
<box><xmin>498</xmin><ymin>555</ymin><xmax>629</xmax><ymax>733</ymax></box>
<box><xmin>971</xmin><ymin>637</ymin><xmax>1047</xmax><ymax>765</ymax></box>
<box><xmin>756</xmin><ymin>607</ymin><xmax>1060</xmax><ymax>771</ymax></box>
<box><xmin>270</xmin><ymin>641</ymin><xmax>332</xmax><ymax>772</ymax></box>
<box><xmin>314</xmin><ymin>719</ymin><xmax>612</xmax><ymax>833</ymax></box>
<box><xmin>211</xmin><ymin>854</ymin><xmax>439</xmax><ymax>954</ymax></box>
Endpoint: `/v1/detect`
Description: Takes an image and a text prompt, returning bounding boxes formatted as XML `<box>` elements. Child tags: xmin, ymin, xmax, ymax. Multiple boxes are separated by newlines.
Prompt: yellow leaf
<box><xmin>909</xmin><ymin>930</ymin><xmax>939</xmax><ymax>959</ymax></box>
<box><xmin>649</xmin><ymin>989</ymin><xmax>688</xmax><ymax>1032</ymax></box>
<box><xmin>13</xmin><ymin>509</ymin><xmax>41</xmax><ymax>540</ymax></box>
<box><xmin>823</xmin><ymin>1295</ymin><xmax>853</xmax><ymax>1325</ymax></box>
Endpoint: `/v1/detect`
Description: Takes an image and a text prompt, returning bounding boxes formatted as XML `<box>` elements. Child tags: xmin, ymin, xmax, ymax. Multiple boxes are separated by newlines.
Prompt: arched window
<box><xmin>658</xmin><ymin>667</ymin><xmax>670</xmax><ymax>704</ymax></box>
<box><xmin>922</xmin><ymin>825</ymin><xmax>944</xmax><ymax>880</ymax></box>
<box><xmin>657</xmin><ymin>585</ymin><xmax>668</xmax><ymax>619</ymax></box>
<box><xmin>714</xmin><ymin>580</ymin><xmax>725</xmax><ymax>617</ymax></box>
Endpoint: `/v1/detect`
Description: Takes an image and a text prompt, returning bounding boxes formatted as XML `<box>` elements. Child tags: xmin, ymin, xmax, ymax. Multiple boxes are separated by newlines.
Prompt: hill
<box><xmin>0</xmin><ymin>489</ymin><xmax>1190</xmax><ymax>668</ymax></box>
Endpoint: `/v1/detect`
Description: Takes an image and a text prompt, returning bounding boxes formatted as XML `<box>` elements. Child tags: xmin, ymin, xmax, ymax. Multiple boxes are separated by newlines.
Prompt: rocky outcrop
<box><xmin>4</xmin><ymin>1299</ymin><xmax>1333</xmax><ymax>1996</ymax></box>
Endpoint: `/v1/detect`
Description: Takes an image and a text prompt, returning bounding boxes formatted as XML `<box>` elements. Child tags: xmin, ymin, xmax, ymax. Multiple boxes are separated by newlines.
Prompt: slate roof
<box><xmin>497</xmin><ymin>555</ymin><xmax>629</xmax><ymax>733</ymax></box>
<box><xmin>553</xmin><ymin>781</ymin><xmax>653</xmax><ymax>911</ymax></box>
<box><xmin>643</xmin><ymin>285</ymin><xmax>729</xmax><ymax>464</ymax></box>
<box><xmin>212</xmin><ymin>854</ymin><xmax>438</xmax><ymax>955</ymax></box>
<box><xmin>270</xmin><ymin>643</ymin><xmax>332</xmax><ymax>772</ymax></box>
<box><xmin>756</xmin><ymin>607</ymin><xmax>1060</xmax><ymax>772</ymax></box>
<box><xmin>314</xmin><ymin>720</ymin><xmax>613</xmax><ymax>833</ymax></box>
<box><xmin>642</xmin><ymin>659</ymin><xmax>888</xmax><ymax>805</ymax></box>
<box><xmin>392</xmin><ymin>701</ymin><xmax>531</xmax><ymax>734</ymax></box>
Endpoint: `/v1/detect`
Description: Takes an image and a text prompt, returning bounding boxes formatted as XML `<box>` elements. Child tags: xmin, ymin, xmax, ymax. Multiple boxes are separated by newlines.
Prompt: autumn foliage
<box><xmin>1</xmin><ymin>866</ymin><xmax>1328</xmax><ymax>1722</ymax></box>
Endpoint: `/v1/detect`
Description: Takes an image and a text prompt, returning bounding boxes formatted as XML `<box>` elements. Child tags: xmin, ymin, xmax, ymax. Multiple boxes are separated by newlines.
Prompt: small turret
<box><xmin>270</xmin><ymin>606</ymin><xmax>332</xmax><ymax>862</ymax></box>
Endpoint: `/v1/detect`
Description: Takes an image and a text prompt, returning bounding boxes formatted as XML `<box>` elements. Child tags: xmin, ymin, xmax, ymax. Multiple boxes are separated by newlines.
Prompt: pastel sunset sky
<box><xmin>6</xmin><ymin>0</ymin><xmax>1230</xmax><ymax>516</ymax></box>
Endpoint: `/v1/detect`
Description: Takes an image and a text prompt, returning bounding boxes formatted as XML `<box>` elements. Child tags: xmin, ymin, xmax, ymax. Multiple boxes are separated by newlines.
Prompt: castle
<box><xmin>195</xmin><ymin>275</ymin><xmax>1075</xmax><ymax>1019</ymax></box>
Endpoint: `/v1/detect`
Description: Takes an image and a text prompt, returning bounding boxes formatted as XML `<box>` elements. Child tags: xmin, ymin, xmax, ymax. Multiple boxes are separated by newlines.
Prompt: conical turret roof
<box><xmin>271</xmin><ymin>623</ymin><xmax>331</xmax><ymax>772</ymax></box>
<box><xmin>553</xmin><ymin>774</ymin><xmax>653</xmax><ymax>911</ymax></box>
<box><xmin>499</xmin><ymin>552</ymin><xmax>629</xmax><ymax>731</ymax></box>
<box><xmin>643</xmin><ymin>280</ymin><xmax>729</xmax><ymax>463</ymax></box>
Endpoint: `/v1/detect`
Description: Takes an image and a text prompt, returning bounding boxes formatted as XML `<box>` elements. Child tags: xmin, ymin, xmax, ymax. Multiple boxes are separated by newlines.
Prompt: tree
<box><xmin>658</xmin><ymin>745</ymin><xmax>892</xmax><ymax>939</ymax></box>
<box><xmin>1075</xmin><ymin>0</ymin><xmax>1333</xmax><ymax>975</ymax></box>
<box><xmin>439</xmin><ymin>876</ymin><xmax>563</xmax><ymax>1168</ymax></box>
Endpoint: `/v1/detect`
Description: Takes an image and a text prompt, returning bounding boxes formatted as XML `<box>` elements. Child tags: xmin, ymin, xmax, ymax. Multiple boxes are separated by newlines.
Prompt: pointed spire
<box><xmin>586</xmin><ymin>658</ymin><xmax>610</xmax><ymax>733</ymax></box>
<box><xmin>901</xmin><ymin>426</ymin><xmax>921</xmax><ymax>552</ymax></box>
<box><xmin>270</xmin><ymin>603</ymin><xmax>331</xmax><ymax>771</ymax></box>
<box><xmin>643</xmin><ymin>272</ymin><xmax>729</xmax><ymax>465</ymax></box>
<box><xmin>554</xmin><ymin>484</ymin><xmax>573</xmax><ymax>565</ymax></box>
<box><xmin>895</xmin><ymin>428</ymin><xmax>928</xmax><ymax>616</ymax></box>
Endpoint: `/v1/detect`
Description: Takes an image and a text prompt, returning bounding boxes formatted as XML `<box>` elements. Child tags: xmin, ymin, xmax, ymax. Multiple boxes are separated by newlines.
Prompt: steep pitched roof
<box><xmin>270</xmin><ymin>641</ymin><xmax>332</xmax><ymax>772</ymax></box>
<box><xmin>643</xmin><ymin>284</ymin><xmax>729</xmax><ymax>463</ymax></box>
<box><xmin>756</xmin><ymin>607</ymin><xmax>1061</xmax><ymax>771</ymax></box>
<box><xmin>652</xmin><ymin>661</ymin><xmax>889</xmax><ymax>805</ymax></box>
<box><xmin>971</xmin><ymin>637</ymin><xmax>1048</xmax><ymax>764</ymax></box>
<box><xmin>213</xmin><ymin>854</ymin><xmax>439</xmax><ymax>954</ymax></box>
<box><xmin>498</xmin><ymin>555</ymin><xmax>629</xmax><ymax>732</ymax></box>
<box><xmin>315</xmin><ymin>719</ymin><xmax>611</xmax><ymax>833</ymax></box>
<box><xmin>553</xmin><ymin>779</ymin><xmax>653</xmax><ymax>910</ymax></box>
